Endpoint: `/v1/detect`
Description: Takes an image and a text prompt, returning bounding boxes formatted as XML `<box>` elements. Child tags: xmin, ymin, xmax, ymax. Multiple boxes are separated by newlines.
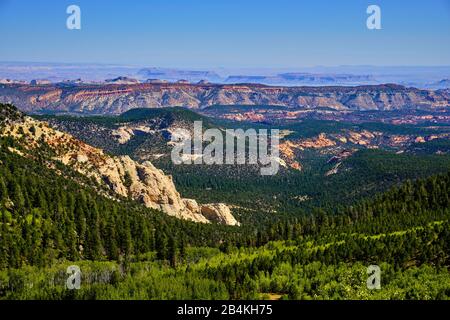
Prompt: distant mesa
<box><xmin>176</xmin><ymin>79</ymin><xmax>190</xmax><ymax>84</ymax></box>
<box><xmin>279</xmin><ymin>72</ymin><xmax>374</xmax><ymax>82</ymax></box>
<box><xmin>1</xmin><ymin>62</ymin><xmax>449</xmax><ymax>88</ymax></box>
<box><xmin>225</xmin><ymin>73</ymin><xmax>376</xmax><ymax>85</ymax></box>
<box><xmin>137</xmin><ymin>67</ymin><xmax>222</xmax><ymax>83</ymax></box>
<box><xmin>197</xmin><ymin>80</ymin><xmax>210</xmax><ymax>85</ymax></box>
<box><xmin>62</xmin><ymin>78</ymin><xmax>84</xmax><ymax>84</ymax></box>
<box><xmin>422</xmin><ymin>79</ymin><xmax>450</xmax><ymax>90</ymax></box>
<box><xmin>0</xmin><ymin>78</ymin><xmax>27</xmax><ymax>85</ymax></box>
<box><xmin>433</xmin><ymin>79</ymin><xmax>450</xmax><ymax>89</ymax></box>
<box><xmin>30</xmin><ymin>79</ymin><xmax>51</xmax><ymax>85</ymax></box>
<box><xmin>225</xmin><ymin>75</ymin><xmax>270</xmax><ymax>83</ymax></box>
<box><xmin>105</xmin><ymin>76</ymin><xmax>140</xmax><ymax>84</ymax></box>
<box><xmin>145</xmin><ymin>79</ymin><xmax>169</xmax><ymax>84</ymax></box>
<box><xmin>437</xmin><ymin>79</ymin><xmax>450</xmax><ymax>85</ymax></box>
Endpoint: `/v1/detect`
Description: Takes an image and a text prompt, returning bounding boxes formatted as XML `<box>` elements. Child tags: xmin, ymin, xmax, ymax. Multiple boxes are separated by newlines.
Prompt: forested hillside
<box><xmin>1</xmin><ymin>137</ymin><xmax>449</xmax><ymax>298</ymax></box>
<box><xmin>0</xmin><ymin>140</ymin><xmax>252</xmax><ymax>269</ymax></box>
<box><xmin>39</xmin><ymin>108</ymin><xmax>450</xmax><ymax>218</ymax></box>
<box><xmin>0</xmin><ymin>103</ymin><xmax>449</xmax><ymax>300</ymax></box>
<box><xmin>162</xmin><ymin>149</ymin><xmax>450</xmax><ymax>218</ymax></box>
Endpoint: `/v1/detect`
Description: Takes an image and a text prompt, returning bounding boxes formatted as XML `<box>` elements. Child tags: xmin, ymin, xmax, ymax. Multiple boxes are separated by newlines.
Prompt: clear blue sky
<box><xmin>1</xmin><ymin>0</ymin><xmax>449</xmax><ymax>68</ymax></box>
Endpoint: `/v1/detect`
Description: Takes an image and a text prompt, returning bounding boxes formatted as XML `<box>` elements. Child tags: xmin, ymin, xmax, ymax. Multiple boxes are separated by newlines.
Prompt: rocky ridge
<box><xmin>0</xmin><ymin>83</ymin><xmax>448</xmax><ymax>115</ymax></box>
<box><xmin>0</xmin><ymin>110</ymin><xmax>239</xmax><ymax>225</ymax></box>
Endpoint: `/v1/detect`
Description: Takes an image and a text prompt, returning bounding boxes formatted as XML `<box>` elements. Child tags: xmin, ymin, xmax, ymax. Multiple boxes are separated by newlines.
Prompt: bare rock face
<box><xmin>0</xmin><ymin>115</ymin><xmax>238</xmax><ymax>225</ymax></box>
<box><xmin>200</xmin><ymin>203</ymin><xmax>240</xmax><ymax>226</ymax></box>
<box><xmin>278</xmin><ymin>141</ymin><xmax>303</xmax><ymax>171</ymax></box>
<box><xmin>298</xmin><ymin>133</ymin><xmax>336</xmax><ymax>148</ymax></box>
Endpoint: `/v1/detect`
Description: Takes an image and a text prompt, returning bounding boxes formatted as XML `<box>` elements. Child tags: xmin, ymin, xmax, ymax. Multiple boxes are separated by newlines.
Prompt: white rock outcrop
<box><xmin>201</xmin><ymin>203</ymin><xmax>240</xmax><ymax>226</ymax></box>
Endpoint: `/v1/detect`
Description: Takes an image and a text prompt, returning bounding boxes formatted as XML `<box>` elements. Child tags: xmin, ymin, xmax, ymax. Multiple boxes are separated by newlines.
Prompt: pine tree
<box><xmin>168</xmin><ymin>236</ymin><xmax>177</xmax><ymax>268</ymax></box>
<box><xmin>155</xmin><ymin>232</ymin><xmax>168</xmax><ymax>261</ymax></box>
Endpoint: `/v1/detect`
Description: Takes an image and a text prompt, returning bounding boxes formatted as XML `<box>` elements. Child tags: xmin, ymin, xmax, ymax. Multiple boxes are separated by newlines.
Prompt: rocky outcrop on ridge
<box><xmin>0</xmin><ymin>107</ymin><xmax>239</xmax><ymax>225</ymax></box>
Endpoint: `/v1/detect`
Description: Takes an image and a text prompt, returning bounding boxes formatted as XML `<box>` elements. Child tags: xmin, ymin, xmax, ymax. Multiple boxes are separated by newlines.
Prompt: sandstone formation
<box><xmin>200</xmin><ymin>204</ymin><xmax>240</xmax><ymax>226</ymax></box>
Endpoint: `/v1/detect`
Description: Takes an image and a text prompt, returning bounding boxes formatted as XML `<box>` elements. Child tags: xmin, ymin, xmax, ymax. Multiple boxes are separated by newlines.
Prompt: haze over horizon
<box><xmin>1</xmin><ymin>61</ymin><xmax>450</xmax><ymax>88</ymax></box>
<box><xmin>1</xmin><ymin>0</ymin><xmax>450</xmax><ymax>68</ymax></box>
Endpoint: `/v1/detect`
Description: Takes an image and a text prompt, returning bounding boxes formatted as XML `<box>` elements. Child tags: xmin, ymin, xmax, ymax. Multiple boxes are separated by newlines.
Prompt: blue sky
<box><xmin>1</xmin><ymin>0</ymin><xmax>449</xmax><ymax>68</ymax></box>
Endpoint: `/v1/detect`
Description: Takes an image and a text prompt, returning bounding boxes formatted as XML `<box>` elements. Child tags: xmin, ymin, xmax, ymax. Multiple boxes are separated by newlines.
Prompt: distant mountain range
<box><xmin>0</xmin><ymin>82</ymin><xmax>448</xmax><ymax>115</ymax></box>
<box><xmin>1</xmin><ymin>62</ymin><xmax>449</xmax><ymax>88</ymax></box>
<box><xmin>137</xmin><ymin>67</ymin><xmax>222</xmax><ymax>83</ymax></box>
<box><xmin>224</xmin><ymin>73</ymin><xmax>377</xmax><ymax>86</ymax></box>
<box><xmin>428</xmin><ymin>79</ymin><xmax>450</xmax><ymax>89</ymax></box>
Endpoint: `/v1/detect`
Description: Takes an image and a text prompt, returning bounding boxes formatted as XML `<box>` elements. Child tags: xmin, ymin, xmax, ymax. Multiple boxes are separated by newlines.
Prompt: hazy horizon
<box><xmin>1</xmin><ymin>61</ymin><xmax>449</xmax><ymax>89</ymax></box>
<box><xmin>1</xmin><ymin>0</ymin><xmax>450</xmax><ymax>68</ymax></box>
